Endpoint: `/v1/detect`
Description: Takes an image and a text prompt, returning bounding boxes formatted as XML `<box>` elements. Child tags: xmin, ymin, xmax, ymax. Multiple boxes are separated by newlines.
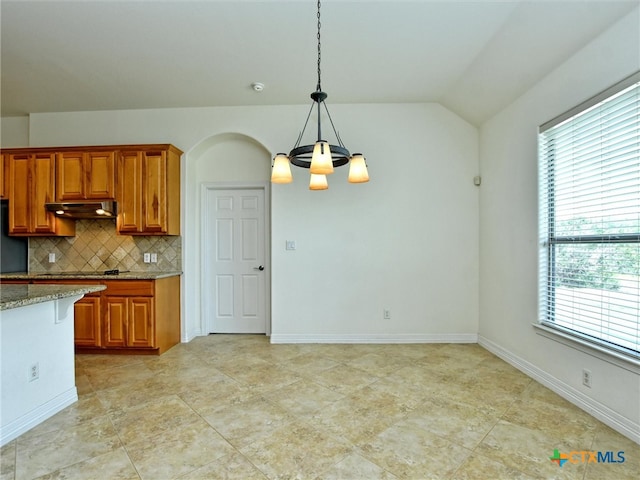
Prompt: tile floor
<box><xmin>1</xmin><ymin>335</ymin><xmax>638</xmax><ymax>479</ymax></box>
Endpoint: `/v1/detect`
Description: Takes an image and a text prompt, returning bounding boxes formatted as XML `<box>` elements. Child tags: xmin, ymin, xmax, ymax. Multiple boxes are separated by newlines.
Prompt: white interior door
<box><xmin>203</xmin><ymin>187</ymin><xmax>267</xmax><ymax>333</ymax></box>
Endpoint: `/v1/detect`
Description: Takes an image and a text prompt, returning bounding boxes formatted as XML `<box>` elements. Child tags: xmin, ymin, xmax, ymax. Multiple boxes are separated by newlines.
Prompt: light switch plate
<box><xmin>285</xmin><ymin>240</ymin><xmax>296</xmax><ymax>251</ymax></box>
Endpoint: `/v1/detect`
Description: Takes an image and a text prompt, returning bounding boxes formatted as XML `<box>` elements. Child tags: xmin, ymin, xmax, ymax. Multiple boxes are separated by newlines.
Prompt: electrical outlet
<box><xmin>29</xmin><ymin>362</ymin><xmax>39</xmax><ymax>382</ymax></box>
<box><xmin>143</xmin><ymin>253</ymin><xmax>151</xmax><ymax>263</ymax></box>
<box><xmin>150</xmin><ymin>253</ymin><xmax>158</xmax><ymax>263</ymax></box>
<box><xmin>383</xmin><ymin>309</ymin><xmax>391</xmax><ymax>320</ymax></box>
<box><xmin>48</xmin><ymin>253</ymin><xmax>56</xmax><ymax>263</ymax></box>
<box><xmin>582</xmin><ymin>368</ymin><xmax>592</xmax><ymax>388</ymax></box>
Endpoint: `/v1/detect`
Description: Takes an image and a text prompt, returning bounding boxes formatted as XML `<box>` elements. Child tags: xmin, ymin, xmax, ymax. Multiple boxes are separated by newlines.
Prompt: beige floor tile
<box><xmin>438</xmin><ymin>343</ymin><xmax>496</xmax><ymax>363</ymax></box>
<box><xmin>215</xmin><ymin>361</ymin><xmax>302</xmax><ymax>394</ymax></box>
<box><xmin>239</xmin><ymin>420</ymin><xmax>352</xmax><ymax>480</ymax></box>
<box><xmin>125</xmin><ymin>421</ymin><xmax>235</xmax><ymax>480</ymax></box>
<box><xmin>110</xmin><ymin>395</ymin><xmax>203</xmax><ymax>447</ymax></box>
<box><xmin>406</xmin><ymin>396</ymin><xmax>501</xmax><ymax>449</ymax></box>
<box><xmin>0</xmin><ymin>441</ymin><xmax>16</xmax><ymax>480</ymax></box>
<box><xmin>7</xmin><ymin>336</ymin><xmax>636</xmax><ymax>480</ymax></box>
<box><xmin>305</xmin><ymin>344</ymin><xmax>373</xmax><ymax>363</ymax></box>
<box><xmin>203</xmin><ymin>396</ymin><xmax>294</xmax><ymax>449</ymax></box>
<box><xmin>583</xmin><ymin>424</ymin><xmax>640</xmax><ymax>480</ymax></box>
<box><xmin>502</xmin><ymin>395</ymin><xmax>599</xmax><ymax>446</ymax></box>
<box><xmin>368</xmin><ymin>377</ymin><xmax>430</xmax><ymax>409</ymax></box>
<box><xmin>35</xmin><ymin>447</ymin><xmax>139</xmax><ymax>480</ymax></box>
<box><xmin>18</xmin><ymin>393</ymin><xmax>107</xmax><ymax>441</ymax></box>
<box><xmin>307</xmin><ymin>385</ymin><xmax>413</xmax><ymax>444</ymax></box>
<box><xmin>95</xmin><ymin>376</ymin><xmax>177</xmax><ymax>415</ymax></box>
<box><xmin>437</xmin><ymin>376</ymin><xmax>526</xmax><ymax>416</ymax></box>
<box><xmin>177</xmin><ymin>451</ymin><xmax>268</xmax><ymax>480</ymax></box>
<box><xmin>342</xmin><ymin>352</ymin><xmax>412</xmax><ymax>377</ymax></box>
<box><xmin>305</xmin><ymin>364</ymin><xmax>379</xmax><ymax>395</ymax></box>
<box><xmin>250</xmin><ymin>343</ymin><xmax>319</xmax><ymax>363</ymax></box>
<box><xmin>277</xmin><ymin>351</ymin><xmax>341</xmax><ymax>376</ymax></box>
<box><xmin>358</xmin><ymin>418</ymin><xmax>472</xmax><ymax>479</ymax></box>
<box><xmin>264</xmin><ymin>379</ymin><xmax>345</xmax><ymax>416</ymax></box>
<box><xmin>74</xmin><ymin>372</ymin><xmax>94</xmax><ymax>396</ymax></box>
<box><xmin>15</xmin><ymin>415</ymin><xmax>121</xmax><ymax>479</ymax></box>
<box><xmin>521</xmin><ymin>381</ymin><xmax>579</xmax><ymax>409</ymax></box>
<box><xmin>317</xmin><ymin>452</ymin><xmax>398</xmax><ymax>480</ymax></box>
<box><xmin>178</xmin><ymin>381</ymin><xmax>256</xmax><ymax>418</ymax></box>
<box><xmin>76</xmin><ymin>354</ymin><xmax>145</xmax><ymax>371</ymax></box>
<box><xmin>451</xmin><ymin>453</ymin><xmax>538</xmax><ymax>480</ymax></box>
<box><xmin>475</xmin><ymin>420</ymin><xmax>586</xmax><ymax>479</ymax></box>
<box><xmin>84</xmin><ymin>361</ymin><xmax>156</xmax><ymax>392</ymax></box>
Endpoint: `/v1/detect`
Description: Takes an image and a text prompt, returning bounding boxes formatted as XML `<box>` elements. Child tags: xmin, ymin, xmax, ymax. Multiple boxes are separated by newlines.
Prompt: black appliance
<box><xmin>0</xmin><ymin>199</ymin><xmax>28</xmax><ymax>273</ymax></box>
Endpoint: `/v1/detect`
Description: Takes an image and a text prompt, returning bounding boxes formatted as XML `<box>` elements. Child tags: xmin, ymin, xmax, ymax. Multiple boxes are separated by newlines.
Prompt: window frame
<box><xmin>537</xmin><ymin>71</ymin><xmax>640</xmax><ymax>369</ymax></box>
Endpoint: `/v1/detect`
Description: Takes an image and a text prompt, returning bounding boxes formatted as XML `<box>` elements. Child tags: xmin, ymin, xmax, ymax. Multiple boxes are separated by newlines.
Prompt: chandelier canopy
<box><xmin>271</xmin><ymin>0</ymin><xmax>369</xmax><ymax>190</ymax></box>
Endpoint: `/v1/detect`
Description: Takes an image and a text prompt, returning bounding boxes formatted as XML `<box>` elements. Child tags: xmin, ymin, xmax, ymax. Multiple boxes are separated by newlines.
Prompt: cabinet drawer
<box><xmin>103</xmin><ymin>280</ymin><xmax>154</xmax><ymax>296</ymax></box>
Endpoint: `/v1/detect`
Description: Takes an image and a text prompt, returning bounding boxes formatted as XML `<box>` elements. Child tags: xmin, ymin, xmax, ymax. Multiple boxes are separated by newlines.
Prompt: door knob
<box><xmin>254</xmin><ymin>265</ymin><xmax>265</xmax><ymax>271</ymax></box>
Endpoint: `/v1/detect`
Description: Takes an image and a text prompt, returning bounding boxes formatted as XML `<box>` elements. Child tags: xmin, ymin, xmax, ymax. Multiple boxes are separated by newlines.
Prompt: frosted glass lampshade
<box><xmin>310</xmin><ymin>141</ymin><xmax>334</xmax><ymax>175</ymax></box>
<box><xmin>348</xmin><ymin>153</ymin><xmax>369</xmax><ymax>183</ymax></box>
<box><xmin>309</xmin><ymin>174</ymin><xmax>328</xmax><ymax>190</ymax></box>
<box><xmin>271</xmin><ymin>154</ymin><xmax>293</xmax><ymax>183</ymax></box>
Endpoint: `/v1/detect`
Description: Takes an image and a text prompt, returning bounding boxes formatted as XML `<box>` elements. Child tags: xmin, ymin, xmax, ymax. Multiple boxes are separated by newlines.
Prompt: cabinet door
<box><xmin>104</xmin><ymin>296</ymin><xmax>128</xmax><ymax>347</ymax></box>
<box><xmin>129</xmin><ymin>297</ymin><xmax>154</xmax><ymax>347</ymax></box>
<box><xmin>0</xmin><ymin>154</ymin><xmax>7</xmax><ymax>199</ymax></box>
<box><xmin>86</xmin><ymin>151</ymin><xmax>115</xmax><ymax>199</ymax></box>
<box><xmin>31</xmin><ymin>153</ymin><xmax>58</xmax><ymax>233</ymax></box>
<box><xmin>8</xmin><ymin>154</ymin><xmax>31</xmax><ymax>234</ymax></box>
<box><xmin>117</xmin><ymin>151</ymin><xmax>143</xmax><ymax>233</ymax></box>
<box><xmin>74</xmin><ymin>296</ymin><xmax>101</xmax><ymax>347</ymax></box>
<box><xmin>142</xmin><ymin>151</ymin><xmax>167</xmax><ymax>233</ymax></box>
<box><xmin>56</xmin><ymin>152</ymin><xmax>85</xmax><ymax>200</ymax></box>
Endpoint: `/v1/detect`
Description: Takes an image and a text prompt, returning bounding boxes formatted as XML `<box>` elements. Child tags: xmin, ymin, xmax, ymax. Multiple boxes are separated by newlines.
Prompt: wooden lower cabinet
<box><xmin>104</xmin><ymin>295</ymin><xmax>154</xmax><ymax>348</ymax></box>
<box><xmin>74</xmin><ymin>295</ymin><xmax>102</xmax><ymax>347</ymax></box>
<box><xmin>9</xmin><ymin>276</ymin><xmax>180</xmax><ymax>354</ymax></box>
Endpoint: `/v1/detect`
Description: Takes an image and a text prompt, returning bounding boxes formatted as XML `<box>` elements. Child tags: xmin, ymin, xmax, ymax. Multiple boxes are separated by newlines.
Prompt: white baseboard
<box><xmin>270</xmin><ymin>333</ymin><xmax>478</xmax><ymax>344</ymax></box>
<box><xmin>0</xmin><ymin>387</ymin><xmax>78</xmax><ymax>447</ymax></box>
<box><xmin>478</xmin><ymin>335</ymin><xmax>640</xmax><ymax>445</ymax></box>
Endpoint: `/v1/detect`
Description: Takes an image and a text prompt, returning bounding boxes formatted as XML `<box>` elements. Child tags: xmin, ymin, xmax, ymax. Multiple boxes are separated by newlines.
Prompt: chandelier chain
<box><xmin>316</xmin><ymin>0</ymin><xmax>321</xmax><ymax>91</ymax></box>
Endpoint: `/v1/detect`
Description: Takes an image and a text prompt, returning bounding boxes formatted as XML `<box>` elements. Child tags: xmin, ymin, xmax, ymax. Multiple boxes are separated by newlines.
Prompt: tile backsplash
<box><xmin>29</xmin><ymin>219</ymin><xmax>181</xmax><ymax>273</ymax></box>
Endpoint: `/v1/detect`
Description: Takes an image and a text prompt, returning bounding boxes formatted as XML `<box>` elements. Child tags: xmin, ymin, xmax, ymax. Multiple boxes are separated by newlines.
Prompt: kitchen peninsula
<box><xmin>1</xmin><ymin>271</ymin><xmax>182</xmax><ymax>355</ymax></box>
<box><xmin>0</xmin><ymin>283</ymin><xmax>105</xmax><ymax>446</ymax></box>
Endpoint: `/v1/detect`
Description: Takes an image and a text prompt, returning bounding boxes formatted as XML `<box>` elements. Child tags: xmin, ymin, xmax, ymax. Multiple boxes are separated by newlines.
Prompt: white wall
<box><xmin>1</xmin><ymin>296</ymin><xmax>80</xmax><ymax>446</ymax></box>
<box><xmin>1</xmin><ymin>116</ymin><xmax>29</xmax><ymax>147</ymax></box>
<box><xmin>23</xmin><ymin>102</ymin><xmax>479</xmax><ymax>344</ymax></box>
<box><xmin>478</xmin><ymin>8</ymin><xmax>640</xmax><ymax>442</ymax></box>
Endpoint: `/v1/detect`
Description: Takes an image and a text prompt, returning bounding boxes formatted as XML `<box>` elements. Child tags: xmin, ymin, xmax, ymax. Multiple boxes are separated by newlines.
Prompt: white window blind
<box><xmin>539</xmin><ymin>72</ymin><xmax>640</xmax><ymax>358</ymax></box>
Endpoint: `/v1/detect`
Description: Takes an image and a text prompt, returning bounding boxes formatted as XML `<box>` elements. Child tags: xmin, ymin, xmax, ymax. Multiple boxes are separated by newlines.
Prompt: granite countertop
<box><xmin>0</xmin><ymin>271</ymin><xmax>182</xmax><ymax>281</ymax></box>
<box><xmin>0</xmin><ymin>284</ymin><xmax>107</xmax><ymax>311</ymax></box>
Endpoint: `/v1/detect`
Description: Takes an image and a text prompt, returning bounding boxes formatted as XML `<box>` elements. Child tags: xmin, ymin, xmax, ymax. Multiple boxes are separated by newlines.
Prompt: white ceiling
<box><xmin>1</xmin><ymin>0</ymin><xmax>638</xmax><ymax>125</ymax></box>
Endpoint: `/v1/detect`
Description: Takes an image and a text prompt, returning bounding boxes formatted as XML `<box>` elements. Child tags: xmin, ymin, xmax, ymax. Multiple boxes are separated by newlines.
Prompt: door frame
<box><xmin>200</xmin><ymin>182</ymin><xmax>271</xmax><ymax>336</ymax></box>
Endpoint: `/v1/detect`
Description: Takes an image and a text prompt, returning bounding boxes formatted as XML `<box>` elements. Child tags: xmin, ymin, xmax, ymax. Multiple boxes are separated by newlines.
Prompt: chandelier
<box><xmin>271</xmin><ymin>0</ymin><xmax>369</xmax><ymax>190</ymax></box>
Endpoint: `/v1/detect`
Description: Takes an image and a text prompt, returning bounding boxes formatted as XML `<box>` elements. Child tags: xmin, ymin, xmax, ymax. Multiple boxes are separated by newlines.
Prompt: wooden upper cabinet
<box><xmin>0</xmin><ymin>154</ymin><xmax>7</xmax><ymax>199</ymax></box>
<box><xmin>142</xmin><ymin>150</ymin><xmax>168</xmax><ymax>233</ymax></box>
<box><xmin>117</xmin><ymin>145</ymin><xmax>181</xmax><ymax>235</ymax></box>
<box><xmin>2</xmin><ymin>144</ymin><xmax>180</xmax><ymax>237</ymax></box>
<box><xmin>8</xmin><ymin>154</ymin><xmax>30</xmax><ymax>234</ymax></box>
<box><xmin>8</xmin><ymin>152</ymin><xmax>75</xmax><ymax>236</ymax></box>
<box><xmin>117</xmin><ymin>151</ymin><xmax>143</xmax><ymax>234</ymax></box>
<box><xmin>56</xmin><ymin>151</ymin><xmax>115</xmax><ymax>201</ymax></box>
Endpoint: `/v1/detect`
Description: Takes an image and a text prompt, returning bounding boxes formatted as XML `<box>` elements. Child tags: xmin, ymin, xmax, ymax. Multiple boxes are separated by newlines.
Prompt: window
<box><xmin>538</xmin><ymin>72</ymin><xmax>640</xmax><ymax>360</ymax></box>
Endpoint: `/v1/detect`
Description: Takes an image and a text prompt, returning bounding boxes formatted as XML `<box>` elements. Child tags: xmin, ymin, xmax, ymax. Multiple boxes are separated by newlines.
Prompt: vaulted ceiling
<box><xmin>2</xmin><ymin>0</ymin><xmax>638</xmax><ymax>125</ymax></box>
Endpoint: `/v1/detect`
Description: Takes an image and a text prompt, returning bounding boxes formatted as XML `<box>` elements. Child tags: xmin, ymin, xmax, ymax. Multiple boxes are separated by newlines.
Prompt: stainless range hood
<box><xmin>45</xmin><ymin>201</ymin><xmax>117</xmax><ymax>219</ymax></box>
